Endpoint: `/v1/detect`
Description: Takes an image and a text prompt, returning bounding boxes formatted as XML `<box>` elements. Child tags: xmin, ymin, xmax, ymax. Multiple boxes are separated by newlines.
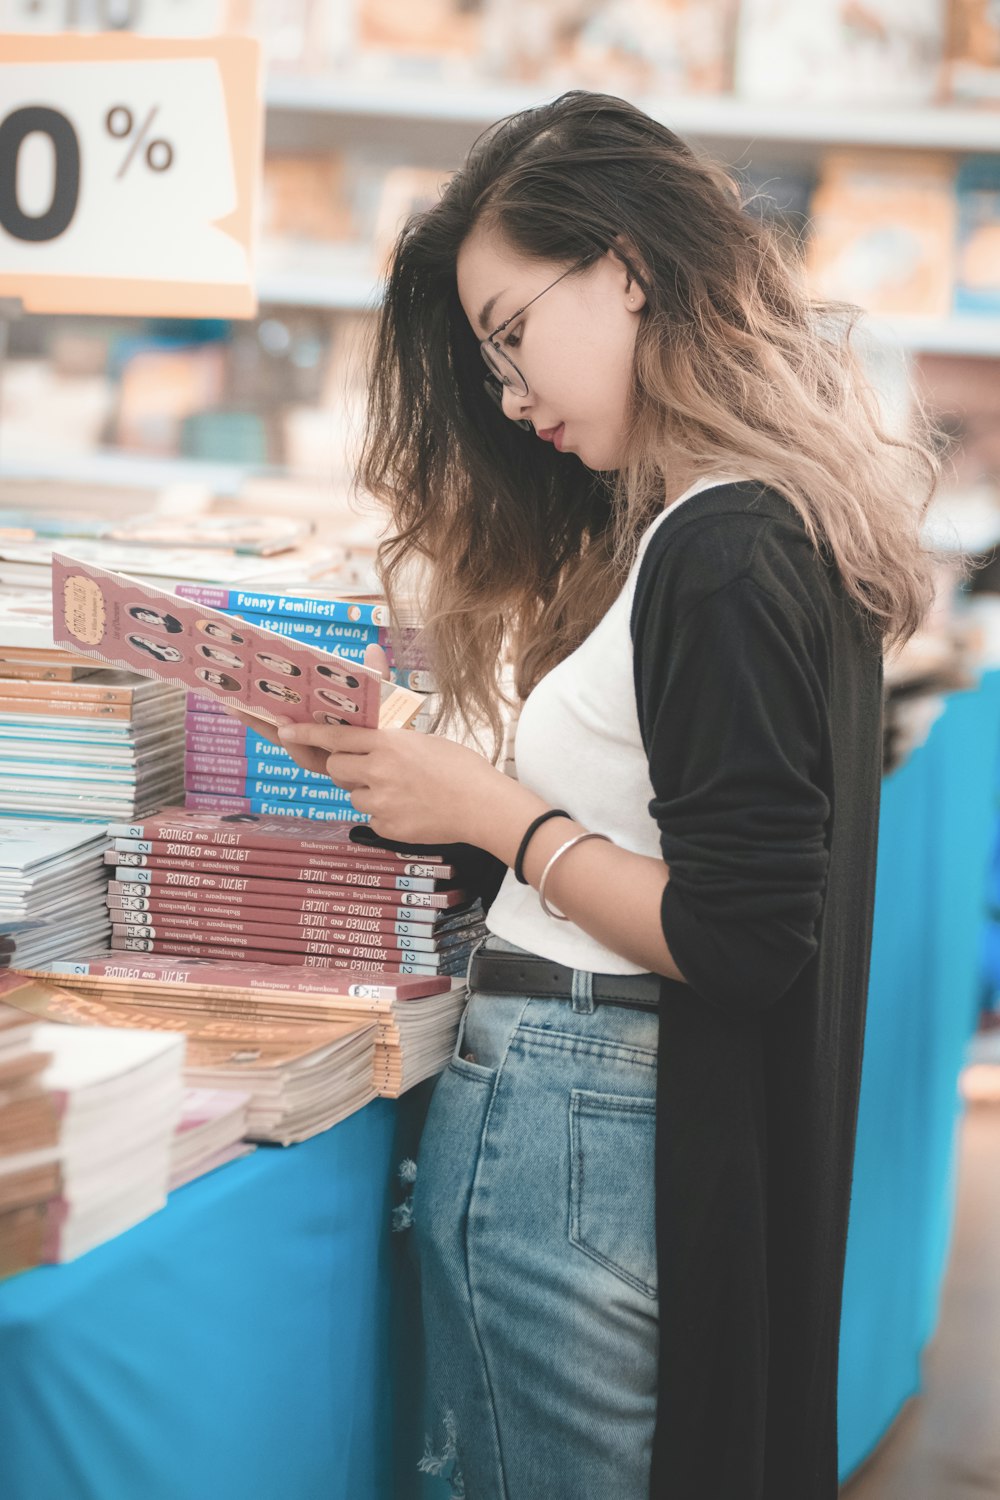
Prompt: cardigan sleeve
<box><xmin>635</xmin><ymin>572</ymin><xmax>831</xmax><ymax>1013</ymax></box>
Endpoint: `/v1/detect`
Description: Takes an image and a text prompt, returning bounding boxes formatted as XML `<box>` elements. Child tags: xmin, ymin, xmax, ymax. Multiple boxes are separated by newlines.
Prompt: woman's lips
<box><xmin>537</xmin><ymin>423</ymin><xmax>566</xmax><ymax>451</ymax></box>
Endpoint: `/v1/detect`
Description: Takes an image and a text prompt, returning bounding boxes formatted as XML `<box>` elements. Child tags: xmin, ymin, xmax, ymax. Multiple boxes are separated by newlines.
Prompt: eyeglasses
<box><xmin>480</xmin><ymin>256</ymin><xmax>594</xmax><ymax>404</ymax></box>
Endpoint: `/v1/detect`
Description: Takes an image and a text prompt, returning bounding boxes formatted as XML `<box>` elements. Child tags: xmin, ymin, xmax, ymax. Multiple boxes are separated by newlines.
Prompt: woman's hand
<box><xmin>276</xmin><ymin>720</ymin><xmax>509</xmax><ymax>845</ymax></box>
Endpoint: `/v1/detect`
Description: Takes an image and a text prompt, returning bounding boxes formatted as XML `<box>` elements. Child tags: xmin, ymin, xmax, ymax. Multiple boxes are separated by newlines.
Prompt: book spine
<box><xmin>186</xmin><ymin>696</ymin><xmax>229</xmax><ymax>716</ymax></box>
<box><xmin>390</xmin><ymin>667</ymin><xmax>437</xmax><ymax>693</ymax></box>
<box><xmin>106</xmin><ymin>882</ymin><xmax>449</xmax><ymax>918</ymax></box>
<box><xmin>173</xmin><ymin>584</ymin><xmax>391</xmax><ymax>628</ymax></box>
<box><xmin>107</xmin><ymin>934</ymin><xmax>460</xmax><ymax>975</ymax></box>
<box><xmin>41</xmin><ymin>955</ymin><xmax>451</xmax><ymax>999</ymax></box>
<box><xmin>111</xmin><ymin>922</ymin><xmax>463</xmax><ymax>959</ymax></box>
<box><xmin>184</xmin><ymin>751</ymin><xmax>332</xmax><ymax>787</ymax></box>
<box><xmin>184</xmin><ymin>774</ymin><xmax>355</xmax><ymax>806</ymax></box>
<box><xmin>0</xmin><ymin>697</ymin><xmax>135</xmax><ymax>720</ymax></box>
<box><xmin>0</xmin><ymin>679</ymin><xmax>139</xmax><ymax>704</ymax></box>
<box><xmin>108</xmin><ymin>908</ymin><xmax>462</xmax><ymax>946</ymax></box>
<box><xmin>182</xmin><ymin>793</ymin><xmax>367</xmax><ymax>824</ymax></box>
<box><xmin>108</xmin><ymin>839</ymin><xmax>452</xmax><ymax>880</ymax></box>
<box><xmin>106</xmin><ymin>856</ymin><xmax>444</xmax><ymax>891</ymax></box>
<box><xmin>107</xmin><ymin>870</ymin><xmax>465</xmax><ymax>906</ymax></box>
<box><xmin>0</xmin><ymin>663</ymin><xmax>97</xmax><ymax>683</ymax></box>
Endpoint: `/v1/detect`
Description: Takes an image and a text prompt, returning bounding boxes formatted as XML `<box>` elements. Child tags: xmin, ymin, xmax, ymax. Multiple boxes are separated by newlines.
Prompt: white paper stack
<box><xmin>0</xmin><ymin>821</ymin><xmax>112</xmax><ymax>970</ymax></box>
<box><xmin>0</xmin><ymin>1020</ymin><xmax>185</xmax><ymax>1269</ymax></box>
<box><xmin>169</xmin><ymin>1088</ymin><xmax>255</xmax><ymax>1191</ymax></box>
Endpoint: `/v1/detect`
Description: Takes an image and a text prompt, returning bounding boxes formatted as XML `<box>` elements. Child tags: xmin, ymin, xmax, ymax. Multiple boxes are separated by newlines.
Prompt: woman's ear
<box><xmin>609</xmin><ymin>236</ymin><xmax>649</xmax><ymax>312</ymax></box>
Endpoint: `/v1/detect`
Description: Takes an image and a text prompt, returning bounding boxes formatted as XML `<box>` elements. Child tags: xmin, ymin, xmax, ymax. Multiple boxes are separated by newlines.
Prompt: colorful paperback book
<box><xmin>108</xmin><ymin>908</ymin><xmax>481</xmax><ymax>947</ymax></box>
<box><xmin>110</xmin><ymin>924</ymin><xmax>474</xmax><ymax>961</ymax></box>
<box><xmin>174</xmin><ymin>584</ymin><xmax>391</xmax><ymax>627</ymax></box>
<box><xmin>31</xmin><ymin>953</ymin><xmax>452</xmax><ymax>1001</ymax></box>
<box><xmin>105</xmin><ymin>856</ymin><xmax>446</xmax><ymax>893</ymax></box>
<box><xmin>106</xmin><ymin>891</ymin><xmax>453</xmax><ymax>926</ymax></box>
<box><xmin>109</xmin><ymin>872</ymin><xmax>466</xmax><ymax>908</ymax></box>
<box><xmin>50</xmin><ymin>555</ymin><xmax>423</xmax><ymax>732</ymax></box>
<box><xmin>185</xmin><ymin>726</ymin><xmax>313</xmax><ymax>758</ymax></box>
<box><xmin>103</xmin><ymin>808</ymin><xmax>442</xmax><ymax>859</ymax></box>
<box><xmin>185</xmin><ymin>772</ymin><xmax>353</xmax><ymax>805</ymax></box>
<box><xmin>183</xmin><ymin>794</ymin><xmax>367</xmax><ymax>823</ymax></box>
<box><xmin>185</xmin><ymin>751</ymin><xmax>334</xmax><ymax>787</ymax></box>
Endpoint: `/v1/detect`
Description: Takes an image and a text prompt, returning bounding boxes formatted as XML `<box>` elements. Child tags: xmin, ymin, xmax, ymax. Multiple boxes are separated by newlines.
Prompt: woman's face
<box><xmin>456</xmin><ymin>231</ymin><xmax>646</xmax><ymax>472</ymax></box>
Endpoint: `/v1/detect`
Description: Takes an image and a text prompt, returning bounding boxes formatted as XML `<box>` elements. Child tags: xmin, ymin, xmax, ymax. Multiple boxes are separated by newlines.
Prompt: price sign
<box><xmin>0</xmin><ymin>32</ymin><xmax>262</xmax><ymax>317</ymax></box>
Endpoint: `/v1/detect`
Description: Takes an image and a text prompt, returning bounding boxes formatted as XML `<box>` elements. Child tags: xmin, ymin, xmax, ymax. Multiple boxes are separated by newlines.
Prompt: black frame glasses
<box><xmin>480</xmin><ymin>256</ymin><xmax>595</xmax><ymax>406</ymax></box>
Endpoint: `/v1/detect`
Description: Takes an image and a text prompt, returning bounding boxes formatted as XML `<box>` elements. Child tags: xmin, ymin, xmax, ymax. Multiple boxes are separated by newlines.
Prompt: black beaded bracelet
<box><xmin>514</xmin><ymin>808</ymin><xmax>572</xmax><ymax>885</ymax></box>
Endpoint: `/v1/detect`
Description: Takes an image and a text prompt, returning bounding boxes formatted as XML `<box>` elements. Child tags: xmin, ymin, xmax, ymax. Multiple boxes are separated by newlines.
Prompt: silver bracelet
<box><xmin>537</xmin><ymin>831</ymin><xmax>612</xmax><ymax>921</ymax></box>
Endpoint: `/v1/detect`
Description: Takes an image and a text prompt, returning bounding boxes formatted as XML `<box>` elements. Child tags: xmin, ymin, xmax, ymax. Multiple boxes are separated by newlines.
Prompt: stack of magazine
<box><xmin>99</xmin><ymin>808</ymin><xmax>486</xmax><ymax>978</ymax></box>
<box><xmin>0</xmin><ymin>668</ymin><xmax>185</xmax><ymax>822</ymax></box>
<box><xmin>2</xmin><ymin>971</ymin><xmax>379</xmax><ymax>1147</ymax></box>
<box><xmin>12</xmin><ymin>958</ymin><xmax>460</xmax><ymax>1101</ymax></box>
<box><xmin>173</xmin><ymin>582</ymin><xmax>437</xmax><ymax>820</ymax></box>
<box><xmin>0</xmin><ymin>984</ymin><xmax>184</xmax><ymax>1276</ymax></box>
<box><xmin>1</xmin><ymin>821</ymin><xmax>111</xmax><ymax>970</ymax></box>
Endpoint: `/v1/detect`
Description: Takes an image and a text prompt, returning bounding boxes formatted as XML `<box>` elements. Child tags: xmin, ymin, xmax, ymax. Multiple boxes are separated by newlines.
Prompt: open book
<box><xmin>51</xmin><ymin>554</ymin><xmax>422</xmax><ymax>733</ymax></box>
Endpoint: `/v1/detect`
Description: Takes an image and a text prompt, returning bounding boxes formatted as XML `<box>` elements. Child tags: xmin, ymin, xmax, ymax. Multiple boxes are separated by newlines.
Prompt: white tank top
<box><xmin>485</xmin><ymin>476</ymin><xmax>743</xmax><ymax>973</ymax></box>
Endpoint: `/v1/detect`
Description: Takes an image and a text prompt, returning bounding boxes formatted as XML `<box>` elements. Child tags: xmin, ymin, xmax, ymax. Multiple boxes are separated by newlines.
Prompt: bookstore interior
<box><xmin>1</xmin><ymin>2</ymin><xmax>1000</xmax><ymax>1497</ymax></box>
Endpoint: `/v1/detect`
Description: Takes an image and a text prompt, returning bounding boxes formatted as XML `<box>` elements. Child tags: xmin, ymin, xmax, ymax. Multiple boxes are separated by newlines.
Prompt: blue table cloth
<box><xmin>2</xmin><ymin>676</ymin><xmax>999</xmax><ymax>1498</ymax></box>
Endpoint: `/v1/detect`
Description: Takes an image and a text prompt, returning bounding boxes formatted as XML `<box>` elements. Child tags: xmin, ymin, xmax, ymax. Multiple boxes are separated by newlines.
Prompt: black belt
<box><xmin>468</xmin><ymin>948</ymin><xmax>661</xmax><ymax>1011</ymax></box>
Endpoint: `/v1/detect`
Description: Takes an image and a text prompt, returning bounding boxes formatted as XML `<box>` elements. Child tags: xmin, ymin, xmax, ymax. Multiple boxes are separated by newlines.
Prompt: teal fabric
<box><xmin>838</xmin><ymin>671</ymin><xmax>1000</xmax><ymax>1477</ymax></box>
<box><xmin>0</xmin><ymin>1099</ymin><xmax>409</xmax><ymax>1500</ymax></box>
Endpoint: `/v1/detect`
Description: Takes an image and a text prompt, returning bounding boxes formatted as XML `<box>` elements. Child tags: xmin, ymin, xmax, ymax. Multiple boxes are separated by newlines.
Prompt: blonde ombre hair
<box><xmin>359</xmin><ymin>92</ymin><xmax>938</xmax><ymax>758</ymax></box>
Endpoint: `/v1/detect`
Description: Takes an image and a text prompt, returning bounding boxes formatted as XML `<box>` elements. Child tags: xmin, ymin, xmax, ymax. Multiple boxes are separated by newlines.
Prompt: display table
<box><xmin>2</xmin><ymin>677</ymin><xmax>999</xmax><ymax>1499</ymax></box>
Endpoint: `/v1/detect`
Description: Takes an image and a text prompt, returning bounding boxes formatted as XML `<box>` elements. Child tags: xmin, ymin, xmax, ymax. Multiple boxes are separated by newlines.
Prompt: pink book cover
<box><xmin>110</xmin><ymin>841</ymin><xmax>451</xmax><ymax>881</ymax></box>
<box><xmin>105</xmin><ymin>891</ymin><xmax>447</xmax><ymax>925</ymax></box>
<box><xmin>105</xmin><ymin>853</ymin><xmax>446</xmax><ymax>893</ymax></box>
<box><xmin>106</xmin><ymin>879</ymin><xmax>456</xmax><ymax>916</ymax></box>
<box><xmin>185</xmin><ymin>734</ymin><xmax>249</xmax><ymax>757</ymax></box>
<box><xmin>187</xmin><ymin>697</ymin><xmax>230</xmax><ymax>716</ymax></box>
<box><xmin>111</xmin><ymin>924</ymin><xmax>455</xmax><ymax>962</ymax></box>
<box><xmin>34</xmin><ymin>952</ymin><xmax>454</xmax><ymax>1000</ymax></box>
<box><xmin>104</xmin><ymin>808</ymin><xmax>447</xmax><ymax>865</ymax></box>
<box><xmin>108</xmin><ymin>905</ymin><xmax>465</xmax><ymax>942</ymax></box>
<box><xmin>110</xmin><ymin>935</ymin><xmax>457</xmax><ymax>973</ymax></box>
<box><xmin>182</xmin><ymin>793</ymin><xmax>361</xmax><ymax>821</ymax></box>
<box><xmin>108</xmin><ymin>870</ymin><xmax>466</xmax><ymax>907</ymax></box>
<box><xmin>51</xmin><ymin>554</ymin><xmax>422</xmax><ymax>731</ymax></box>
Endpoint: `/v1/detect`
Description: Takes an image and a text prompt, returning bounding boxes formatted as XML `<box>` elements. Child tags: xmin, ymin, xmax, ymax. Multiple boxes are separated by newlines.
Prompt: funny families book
<box><xmin>50</xmin><ymin>555</ymin><xmax>423</xmax><ymax>733</ymax></box>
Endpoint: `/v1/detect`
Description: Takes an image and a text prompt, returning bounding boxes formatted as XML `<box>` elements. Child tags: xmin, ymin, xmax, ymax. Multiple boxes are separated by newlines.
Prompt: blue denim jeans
<box><xmin>412</xmin><ymin>935</ymin><xmax>659</xmax><ymax>1499</ymax></box>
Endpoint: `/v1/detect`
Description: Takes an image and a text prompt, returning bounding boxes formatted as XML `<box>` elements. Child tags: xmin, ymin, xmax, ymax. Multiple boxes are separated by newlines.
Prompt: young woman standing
<box><xmin>277</xmin><ymin>92</ymin><xmax>937</xmax><ymax>1499</ymax></box>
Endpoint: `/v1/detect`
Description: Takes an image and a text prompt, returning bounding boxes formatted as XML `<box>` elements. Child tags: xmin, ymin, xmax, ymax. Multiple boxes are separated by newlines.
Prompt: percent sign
<box><xmin>0</xmin><ymin>101</ymin><xmax>174</xmax><ymax>243</ymax></box>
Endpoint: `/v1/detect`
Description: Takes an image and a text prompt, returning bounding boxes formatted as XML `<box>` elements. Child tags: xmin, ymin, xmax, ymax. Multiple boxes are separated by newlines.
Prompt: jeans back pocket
<box><xmin>569</xmin><ymin>1087</ymin><xmax>658</xmax><ymax>1300</ymax></box>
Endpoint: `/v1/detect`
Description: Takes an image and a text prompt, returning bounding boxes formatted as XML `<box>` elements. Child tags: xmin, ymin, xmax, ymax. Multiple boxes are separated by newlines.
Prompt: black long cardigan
<box><xmin>359</xmin><ymin>481</ymin><xmax>884</xmax><ymax>1499</ymax></box>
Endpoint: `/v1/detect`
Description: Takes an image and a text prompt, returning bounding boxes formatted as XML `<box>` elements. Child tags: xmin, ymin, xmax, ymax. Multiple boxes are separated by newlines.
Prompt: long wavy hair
<box><xmin>359</xmin><ymin>91</ymin><xmax>938</xmax><ymax>758</ymax></box>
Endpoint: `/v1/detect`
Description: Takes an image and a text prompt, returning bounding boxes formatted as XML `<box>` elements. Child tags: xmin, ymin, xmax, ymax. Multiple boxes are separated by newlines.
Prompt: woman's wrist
<box><xmin>466</xmin><ymin>772</ymin><xmax>556</xmax><ymax>868</ymax></box>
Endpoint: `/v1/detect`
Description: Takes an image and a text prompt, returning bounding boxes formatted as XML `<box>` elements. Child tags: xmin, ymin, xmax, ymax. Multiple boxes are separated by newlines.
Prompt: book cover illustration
<box><xmin>51</xmin><ymin>553</ymin><xmax>422</xmax><ymax>732</ymax></box>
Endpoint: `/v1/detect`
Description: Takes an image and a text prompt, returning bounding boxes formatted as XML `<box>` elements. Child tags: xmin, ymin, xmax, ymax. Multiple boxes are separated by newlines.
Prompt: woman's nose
<box><xmin>501</xmin><ymin>383</ymin><xmax>531</xmax><ymax>423</ymax></box>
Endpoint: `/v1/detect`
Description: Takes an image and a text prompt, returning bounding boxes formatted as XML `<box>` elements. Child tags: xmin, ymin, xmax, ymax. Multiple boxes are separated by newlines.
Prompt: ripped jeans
<box><xmin>412</xmin><ymin>935</ymin><xmax>659</xmax><ymax>1499</ymax></box>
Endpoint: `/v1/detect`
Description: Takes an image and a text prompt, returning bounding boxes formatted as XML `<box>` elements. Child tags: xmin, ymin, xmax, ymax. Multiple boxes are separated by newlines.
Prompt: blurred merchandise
<box><xmin>0</xmin><ymin>821</ymin><xmax>110</xmax><ymax>968</ymax></box>
<box><xmin>735</xmin><ymin>0</ymin><xmax>947</xmax><ymax>106</ymax></box>
<box><xmin>355</xmin><ymin>0</ymin><xmax>485</xmax><ymax>79</ymax></box>
<box><xmin>945</xmin><ymin>0</ymin><xmax>1000</xmax><ymax>104</ymax></box>
<box><xmin>169</xmin><ymin>1088</ymin><xmax>255</xmax><ymax>1192</ymax></box>
<box><xmin>806</xmin><ymin>151</ymin><xmax>956</xmax><ymax>317</ymax></box>
<box><xmin>114</xmin><ymin>341</ymin><xmax>229</xmax><ymax>455</ymax></box>
<box><xmin>954</xmin><ymin>155</ymin><xmax>1000</xmax><ymax>314</ymax></box>
<box><xmin>0</xmin><ymin>991</ymin><xmax>184</xmax><ymax>1276</ymax></box>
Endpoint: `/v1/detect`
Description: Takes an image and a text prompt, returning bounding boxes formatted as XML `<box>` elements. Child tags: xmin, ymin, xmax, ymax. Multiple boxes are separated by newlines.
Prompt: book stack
<box><xmin>173</xmin><ymin>583</ymin><xmax>436</xmax><ymax>821</ymax></box>
<box><xmin>0</xmin><ymin>668</ymin><xmax>185</xmax><ymax>822</ymax></box>
<box><xmin>169</xmin><ymin>1089</ymin><xmax>255</xmax><ymax>1190</ymax></box>
<box><xmin>1</xmin><ymin>821</ymin><xmax>111</xmax><ymax>970</ymax></box>
<box><xmin>13</xmin><ymin>958</ymin><xmax>461</xmax><ymax>1101</ymax></box>
<box><xmin>99</xmin><ymin>808</ymin><xmax>485</xmax><ymax>979</ymax></box>
<box><xmin>0</xmin><ymin>982</ymin><xmax>184</xmax><ymax>1275</ymax></box>
<box><xmin>1</xmin><ymin>972</ymin><xmax>379</xmax><ymax>1145</ymax></box>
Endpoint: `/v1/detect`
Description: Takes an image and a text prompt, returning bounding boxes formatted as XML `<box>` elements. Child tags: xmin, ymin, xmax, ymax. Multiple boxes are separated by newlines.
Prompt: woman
<box><xmin>272</xmin><ymin>92</ymin><xmax>937</xmax><ymax>1499</ymax></box>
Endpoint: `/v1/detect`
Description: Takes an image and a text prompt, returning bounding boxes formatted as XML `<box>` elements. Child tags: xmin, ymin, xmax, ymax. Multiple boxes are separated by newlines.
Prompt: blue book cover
<box><xmin>182</xmin><ymin>798</ymin><xmax>369</xmax><ymax>824</ymax></box>
<box><xmin>174</xmin><ymin>584</ymin><xmax>390</xmax><ymax>627</ymax></box>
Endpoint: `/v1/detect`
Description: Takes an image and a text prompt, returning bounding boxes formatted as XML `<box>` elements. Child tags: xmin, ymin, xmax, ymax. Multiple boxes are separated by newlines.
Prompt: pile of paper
<box><xmin>0</xmin><ymin>821</ymin><xmax>111</xmax><ymax>969</ymax></box>
<box><xmin>15</xmin><ymin>956</ymin><xmax>467</xmax><ymax>1098</ymax></box>
<box><xmin>169</xmin><ymin>1089</ymin><xmax>254</xmax><ymax>1190</ymax></box>
<box><xmin>101</xmin><ymin>807</ymin><xmax>485</xmax><ymax>978</ymax></box>
<box><xmin>0</xmin><ymin>990</ymin><xmax>184</xmax><ymax>1276</ymax></box>
<box><xmin>2</xmin><ymin>973</ymin><xmax>382</xmax><ymax>1140</ymax></box>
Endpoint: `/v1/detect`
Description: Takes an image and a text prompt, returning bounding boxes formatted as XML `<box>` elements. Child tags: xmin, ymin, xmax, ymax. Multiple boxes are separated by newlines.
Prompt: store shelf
<box><xmin>869</xmin><ymin>316</ymin><xmax>1000</xmax><ymax>359</ymax></box>
<box><xmin>257</xmin><ymin>270</ymin><xmax>379</xmax><ymax>310</ymax></box>
<box><xmin>0</xmin><ymin>450</ymin><xmax>264</xmax><ymax>494</ymax></box>
<box><xmin>265</xmin><ymin>76</ymin><xmax>1000</xmax><ymax>153</ymax></box>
